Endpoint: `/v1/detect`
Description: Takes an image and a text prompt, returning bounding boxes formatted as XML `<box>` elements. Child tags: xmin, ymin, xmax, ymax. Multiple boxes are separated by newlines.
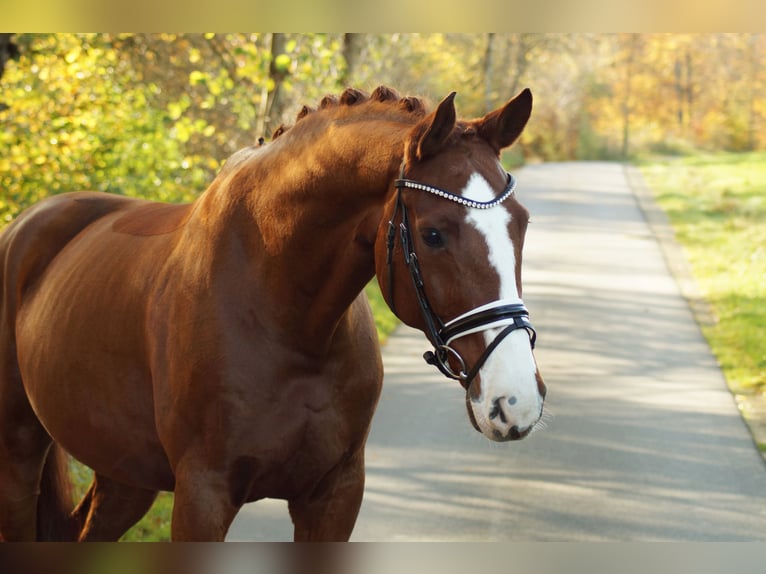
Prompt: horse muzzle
<box><xmin>462</xmin><ymin>327</ymin><xmax>546</xmax><ymax>442</ymax></box>
<box><xmin>467</xmin><ymin>388</ymin><xmax>545</xmax><ymax>441</ymax></box>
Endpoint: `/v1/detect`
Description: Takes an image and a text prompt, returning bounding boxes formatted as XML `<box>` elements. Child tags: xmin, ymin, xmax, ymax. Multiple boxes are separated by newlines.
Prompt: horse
<box><xmin>0</xmin><ymin>85</ymin><xmax>546</xmax><ymax>541</ymax></box>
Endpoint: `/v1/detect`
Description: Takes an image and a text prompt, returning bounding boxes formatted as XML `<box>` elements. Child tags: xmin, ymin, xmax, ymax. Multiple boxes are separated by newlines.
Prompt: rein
<box><xmin>385</xmin><ymin>166</ymin><xmax>537</xmax><ymax>390</ymax></box>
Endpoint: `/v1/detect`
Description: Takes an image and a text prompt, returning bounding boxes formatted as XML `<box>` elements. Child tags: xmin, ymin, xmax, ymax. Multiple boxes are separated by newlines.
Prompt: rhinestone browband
<box><xmin>394</xmin><ymin>172</ymin><xmax>516</xmax><ymax>210</ymax></box>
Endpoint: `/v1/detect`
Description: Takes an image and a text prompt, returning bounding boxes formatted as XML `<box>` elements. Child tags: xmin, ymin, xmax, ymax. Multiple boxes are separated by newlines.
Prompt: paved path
<box><xmin>228</xmin><ymin>161</ymin><xmax>766</xmax><ymax>541</ymax></box>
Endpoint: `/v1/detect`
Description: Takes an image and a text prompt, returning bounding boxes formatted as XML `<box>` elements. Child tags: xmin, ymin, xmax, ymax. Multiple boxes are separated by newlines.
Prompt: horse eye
<box><xmin>421</xmin><ymin>228</ymin><xmax>445</xmax><ymax>248</ymax></box>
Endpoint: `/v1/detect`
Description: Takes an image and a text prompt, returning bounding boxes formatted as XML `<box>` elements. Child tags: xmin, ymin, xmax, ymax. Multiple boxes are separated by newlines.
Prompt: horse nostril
<box><xmin>489</xmin><ymin>397</ymin><xmax>508</xmax><ymax>423</ymax></box>
<box><xmin>508</xmin><ymin>425</ymin><xmax>521</xmax><ymax>440</ymax></box>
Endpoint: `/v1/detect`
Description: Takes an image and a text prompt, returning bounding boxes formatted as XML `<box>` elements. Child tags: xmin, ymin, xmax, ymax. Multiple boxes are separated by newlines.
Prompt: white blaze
<box><xmin>462</xmin><ymin>173</ymin><xmax>519</xmax><ymax>301</ymax></box>
<box><xmin>462</xmin><ymin>173</ymin><xmax>542</xmax><ymax>440</ymax></box>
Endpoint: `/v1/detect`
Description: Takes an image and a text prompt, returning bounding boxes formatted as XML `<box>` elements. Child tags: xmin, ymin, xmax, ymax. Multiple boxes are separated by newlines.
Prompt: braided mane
<box><xmin>270</xmin><ymin>85</ymin><xmax>428</xmax><ymax>141</ymax></box>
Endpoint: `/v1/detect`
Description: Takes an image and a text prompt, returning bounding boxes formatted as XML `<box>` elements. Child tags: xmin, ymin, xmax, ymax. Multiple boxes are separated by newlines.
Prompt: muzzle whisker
<box><xmin>531</xmin><ymin>408</ymin><xmax>553</xmax><ymax>434</ymax></box>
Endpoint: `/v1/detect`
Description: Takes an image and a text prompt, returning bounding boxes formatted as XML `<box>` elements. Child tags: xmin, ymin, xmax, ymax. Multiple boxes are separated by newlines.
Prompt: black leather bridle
<box><xmin>385</xmin><ymin>166</ymin><xmax>537</xmax><ymax>390</ymax></box>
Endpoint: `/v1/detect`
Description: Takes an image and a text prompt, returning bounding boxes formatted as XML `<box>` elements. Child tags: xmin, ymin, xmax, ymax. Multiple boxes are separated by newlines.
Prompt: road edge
<box><xmin>624</xmin><ymin>163</ymin><xmax>766</xmax><ymax>462</ymax></box>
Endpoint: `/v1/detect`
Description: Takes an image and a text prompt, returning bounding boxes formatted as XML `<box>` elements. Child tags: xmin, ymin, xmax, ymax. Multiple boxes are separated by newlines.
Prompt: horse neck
<box><xmin>194</xmin><ymin>123</ymin><xmax>408</xmax><ymax>352</ymax></box>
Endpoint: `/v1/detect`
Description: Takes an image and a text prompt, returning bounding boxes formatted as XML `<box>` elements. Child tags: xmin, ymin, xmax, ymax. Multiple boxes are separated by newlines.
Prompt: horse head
<box><xmin>375</xmin><ymin>89</ymin><xmax>546</xmax><ymax>442</ymax></box>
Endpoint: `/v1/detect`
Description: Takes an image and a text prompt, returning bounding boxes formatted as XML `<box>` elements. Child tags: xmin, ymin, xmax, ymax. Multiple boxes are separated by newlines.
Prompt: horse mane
<box><xmin>269</xmin><ymin>85</ymin><xmax>428</xmax><ymax>141</ymax></box>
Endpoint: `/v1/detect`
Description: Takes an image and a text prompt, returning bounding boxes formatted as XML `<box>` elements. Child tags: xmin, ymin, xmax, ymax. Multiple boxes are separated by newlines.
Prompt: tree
<box><xmin>340</xmin><ymin>33</ymin><xmax>363</xmax><ymax>87</ymax></box>
<box><xmin>0</xmin><ymin>34</ymin><xmax>18</xmax><ymax>76</ymax></box>
<box><xmin>3</xmin><ymin>32</ymin><xmax>766</xmax><ymax>228</ymax></box>
<box><xmin>0</xmin><ymin>33</ymin><xmax>19</xmax><ymax>110</ymax></box>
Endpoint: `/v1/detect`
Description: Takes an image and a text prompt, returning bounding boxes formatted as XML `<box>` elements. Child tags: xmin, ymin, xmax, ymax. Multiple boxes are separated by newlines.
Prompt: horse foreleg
<box><xmin>170</xmin><ymin>460</ymin><xmax>240</xmax><ymax>541</ymax></box>
<box><xmin>288</xmin><ymin>449</ymin><xmax>366</xmax><ymax>542</ymax></box>
<box><xmin>73</xmin><ymin>473</ymin><xmax>158</xmax><ymax>541</ymax></box>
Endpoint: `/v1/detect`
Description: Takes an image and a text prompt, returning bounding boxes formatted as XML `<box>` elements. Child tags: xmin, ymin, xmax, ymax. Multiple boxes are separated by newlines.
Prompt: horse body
<box><xmin>3</xmin><ymin>126</ymin><xmax>392</xmax><ymax>539</ymax></box>
<box><xmin>0</xmin><ymin>86</ymin><xmax>544</xmax><ymax>541</ymax></box>
<box><xmin>13</xmin><ymin>194</ymin><xmax>177</xmax><ymax>490</ymax></box>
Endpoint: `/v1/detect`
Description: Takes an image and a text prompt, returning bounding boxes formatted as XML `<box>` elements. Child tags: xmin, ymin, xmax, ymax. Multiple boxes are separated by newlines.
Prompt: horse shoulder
<box><xmin>333</xmin><ymin>292</ymin><xmax>384</xmax><ymax>402</ymax></box>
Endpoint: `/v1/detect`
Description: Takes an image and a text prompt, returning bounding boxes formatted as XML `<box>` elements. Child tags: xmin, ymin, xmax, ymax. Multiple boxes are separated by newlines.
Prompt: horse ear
<box><xmin>414</xmin><ymin>91</ymin><xmax>457</xmax><ymax>161</ymax></box>
<box><xmin>477</xmin><ymin>88</ymin><xmax>533</xmax><ymax>153</ymax></box>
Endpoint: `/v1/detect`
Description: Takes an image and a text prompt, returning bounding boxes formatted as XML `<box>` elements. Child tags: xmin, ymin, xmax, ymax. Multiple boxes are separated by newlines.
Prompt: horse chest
<box><xmin>169</xmin><ymin>366</ymin><xmax>380</xmax><ymax>504</ymax></box>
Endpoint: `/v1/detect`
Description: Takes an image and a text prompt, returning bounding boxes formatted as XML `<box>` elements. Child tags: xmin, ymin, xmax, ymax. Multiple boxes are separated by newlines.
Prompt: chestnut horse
<box><xmin>0</xmin><ymin>85</ymin><xmax>545</xmax><ymax>541</ymax></box>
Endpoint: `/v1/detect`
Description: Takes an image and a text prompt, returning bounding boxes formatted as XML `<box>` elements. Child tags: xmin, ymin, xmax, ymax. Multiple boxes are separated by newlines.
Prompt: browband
<box><xmin>395</xmin><ymin>172</ymin><xmax>516</xmax><ymax>209</ymax></box>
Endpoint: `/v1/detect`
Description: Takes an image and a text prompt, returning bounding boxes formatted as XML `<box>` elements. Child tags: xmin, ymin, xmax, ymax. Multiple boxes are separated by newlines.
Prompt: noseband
<box><xmin>385</xmin><ymin>167</ymin><xmax>537</xmax><ymax>390</ymax></box>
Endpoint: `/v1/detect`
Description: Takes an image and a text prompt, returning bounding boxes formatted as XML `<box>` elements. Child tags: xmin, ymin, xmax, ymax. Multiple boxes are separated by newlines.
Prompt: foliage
<box><xmin>365</xmin><ymin>281</ymin><xmax>399</xmax><ymax>343</ymax></box>
<box><xmin>0</xmin><ymin>33</ymin><xmax>348</xmax><ymax>223</ymax></box>
<box><xmin>1</xmin><ymin>35</ymin><xmax>196</xmax><ymax>222</ymax></box>
<box><xmin>3</xmin><ymin>33</ymin><xmax>766</xmax><ymax>226</ymax></box>
<box><xmin>639</xmin><ymin>152</ymin><xmax>766</xmax><ymax>395</ymax></box>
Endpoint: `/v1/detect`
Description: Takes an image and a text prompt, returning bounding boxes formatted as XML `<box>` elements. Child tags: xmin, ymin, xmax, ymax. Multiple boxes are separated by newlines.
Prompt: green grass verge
<box><xmin>365</xmin><ymin>280</ymin><xmax>399</xmax><ymax>343</ymax></box>
<box><xmin>638</xmin><ymin>151</ymin><xmax>766</xmax><ymax>395</ymax></box>
<box><xmin>69</xmin><ymin>461</ymin><xmax>173</xmax><ymax>541</ymax></box>
<box><xmin>68</xmin><ymin>281</ymin><xmax>399</xmax><ymax>541</ymax></box>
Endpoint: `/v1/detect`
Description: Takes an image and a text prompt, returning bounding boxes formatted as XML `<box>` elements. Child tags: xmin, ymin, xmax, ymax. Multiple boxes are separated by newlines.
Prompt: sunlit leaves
<box><xmin>0</xmin><ymin>33</ymin><xmax>357</xmax><ymax>225</ymax></box>
<box><xmin>2</xmin><ymin>33</ymin><xmax>765</xmax><ymax>227</ymax></box>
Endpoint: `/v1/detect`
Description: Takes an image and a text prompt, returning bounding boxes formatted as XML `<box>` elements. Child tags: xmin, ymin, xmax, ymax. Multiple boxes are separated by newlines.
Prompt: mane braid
<box><xmin>269</xmin><ymin>85</ymin><xmax>427</xmax><ymax>142</ymax></box>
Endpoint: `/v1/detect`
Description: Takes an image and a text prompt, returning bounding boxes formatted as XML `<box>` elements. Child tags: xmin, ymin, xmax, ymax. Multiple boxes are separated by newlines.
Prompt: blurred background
<box><xmin>0</xmin><ymin>33</ymin><xmax>763</xmax><ymax>543</ymax></box>
<box><xmin>1</xmin><ymin>33</ymin><xmax>764</xmax><ymax>220</ymax></box>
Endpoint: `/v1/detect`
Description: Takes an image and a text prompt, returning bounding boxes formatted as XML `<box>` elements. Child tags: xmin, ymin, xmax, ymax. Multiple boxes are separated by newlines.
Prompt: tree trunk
<box><xmin>620</xmin><ymin>35</ymin><xmax>639</xmax><ymax>159</ymax></box>
<box><xmin>0</xmin><ymin>33</ymin><xmax>19</xmax><ymax>112</ymax></box>
<box><xmin>674</xmin><ymin>57</ymin><xmax>684</xmax><ymax>128</ymax></box>
<box><xmin>341</xmin><ymin>33</ymin><xmax>363</xmax><ymax>87</ymax></box>
<box><xmin>685</xmin><ymin>49</ymin><xmax>693</xmax><ymax>134</ymax></box>
<box><xmin>482</xmin><ymin>33</ymin><xmax>495</xmax><ymax>112</ymax></box>
<box><xmin>508</xmin><ymin>34</ymin><xmax>534</xmax><ymax>96</ymax></box>
<box><xmin>0</xmin><ymin>33</ymin><xmax>19</xmax><ymax>81</ymax></box>
<box><xmin>746</xmin><ymin>34</ymin><xmax>758</xmax><ymax>150</ymax></box>
<box><xmin>266</xmin><ymin>33</ymin><xmax>289</xmax><ymax>130</ymax></box>
<box><xmin>254</xmin><ymin>33</ymin><xmax>290</xmax><ymax>139</ymax></box>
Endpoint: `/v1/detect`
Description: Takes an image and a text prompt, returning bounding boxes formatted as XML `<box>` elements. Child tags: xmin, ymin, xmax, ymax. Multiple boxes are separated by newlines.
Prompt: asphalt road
<box><xmin>227</xmin><ymin>161</ymin><xmax>766</xmax><ymax>541</ymax></box>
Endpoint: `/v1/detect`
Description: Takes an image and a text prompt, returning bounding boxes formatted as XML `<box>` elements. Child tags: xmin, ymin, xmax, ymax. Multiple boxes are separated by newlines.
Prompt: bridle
<box><xmin>385</xmin><ymin>165</ymin><xmax>537</xmax><ymax>390</ymax></box>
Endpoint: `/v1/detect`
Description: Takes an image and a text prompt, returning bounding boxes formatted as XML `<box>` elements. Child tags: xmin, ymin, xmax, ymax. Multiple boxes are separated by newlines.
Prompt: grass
<box><xmin>638</xmin><ymin>151</ymin><xmax>766</xmax><ymax>396</ymax></box>
<box><xmin>69</xmin><ymin>461</ymin><xmax>174</xmax><ymax>541</ymax></box>
<box><xmin>365</xmin><ymin>280</ymin><xmax>399</xmax><ymax>343</ymax></box>
<box><xmin>67</xmin><ymin>281</ymin><xmax>399</xmax><ymax>541</ymax></box>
